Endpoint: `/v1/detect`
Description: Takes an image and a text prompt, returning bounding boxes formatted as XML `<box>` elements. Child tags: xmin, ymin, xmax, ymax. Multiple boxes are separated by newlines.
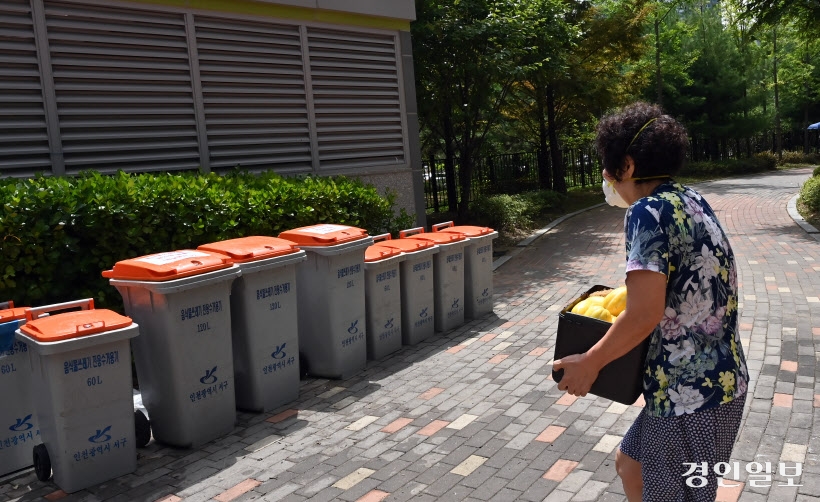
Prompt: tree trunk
<box><xmin>546</xmin><ymin>83</ymin><xmax>565</xmax><ymax>193</ymax></box>
<box><xmin>428</xmin><ymin>154</ymin><xmax>440</xmax><ymax>213</ymax></box>
<box><xmin>773</xmin><ymin>26</ymin><xmax>782</xmax><ymax>160</ymax></box>
<box><xmin>536</xmin><ymin>86</ymin><xmax>552</xmax><ymax>190</ymax></box>
<box><xmin>804</xmin><ymin>39</ymin><xmax>811</xmax><ymax>154</ymax></box>
<box><xmin>458</xmin><ymin>152</ymin><xmax>472</xmax><ymax>218</ymax></box>
<box><xmin>655</xmin><ymin>17</ymin><xmax>663</xmax><ymax>107</ymax></box>
<box><xmin>805</xmin><ymin>107</ymin><xmax>810</xmax><ymax>154</ymax></box>
<box><xmin>442</xmin><ymin>114</ymin><xmax>458</xmax><ymax>214</ymax></box>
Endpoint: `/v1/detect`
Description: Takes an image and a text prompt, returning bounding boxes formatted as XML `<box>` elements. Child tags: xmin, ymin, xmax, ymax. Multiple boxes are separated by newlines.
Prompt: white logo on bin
<box><xmin>347</xmin><ymin>320</ymin><xmax>359</xmax><ymax>334</ymax></box>
<box><xmin>272</xmin><ymin>344</ymin><xmax>287</xmax><ymax>360</ymax></box>
<box><xmin>451</xmin><ymin>299</ymin><xmax>460</xmax><ymax>309</ymax></box>
<box><xmin>89</xmin><ymin>426</ymin><xmax>112</xmax><ymax>443</ymax></box>
<box><xmin>9</xmin><ymin>415</ymin><xmax>33</xmax><ymax>432</ymax></box>
<box><xmin>419</xmin><ymin>307</ymin><xmax>428</xmax><ymax>318</ymax></box>
<box><xmin>384</xmin><ymin>318</ymin><xmax>394</xmax><ymax>330</ymax></box>
<box><xmin>200</xmin><ymin>366</ymin><xmax>218</xmax><ymax>384</ymax></box>
<box><xmin>481</xmin><ymin>288</ymin><xmax>489</xmax><ymax>297</ymax></box>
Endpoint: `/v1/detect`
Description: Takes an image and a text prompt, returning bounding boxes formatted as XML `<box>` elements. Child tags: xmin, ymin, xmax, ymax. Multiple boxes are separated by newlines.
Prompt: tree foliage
<box><xmin>412</xmin><ymin>0</ymin><xmax>820</xmax><ymax>210</ymax></box>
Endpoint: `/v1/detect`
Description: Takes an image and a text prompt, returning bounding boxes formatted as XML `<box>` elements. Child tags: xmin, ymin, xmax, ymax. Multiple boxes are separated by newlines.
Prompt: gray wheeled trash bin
<box><xmin>432</xmin><ymin>222</ymin><xmax>498</xmax><ymax>319</ymax></box>
<box><xmin>278</xmin><ymin>224</ymin><xmax>373</xmax><ymax>379</ymax></box>
<box><xmin>103</xmin><ymin>250</ymin><xmax>240</xmax><ymax>448</ymax></box>
<box><xmin>0</xmin><ymin>304</ymin><xmax>41</xmax><ymax>477</ymax></box>
<box><xmin>363</xmin><ymin>236</ymin><xmax>405</xmax><ymax>360</ymax></box>
<box><xmin>16</xmin><ymin>300</ymin><xmax>143</xmax><ymax>493</ymax></box>
<box><xmin>370</xmin><ymin>235</ymin><xmax>439</xmax><ymax>345</ymax></box>
<box><xmin>198</xmin><ymin>237</ymin><xmax>306</xmax><ymax>412</ymax></box>
<box><xmin>400</xmin><ymin>228</ymin><xmax>469</xmax><ymax>333</ymax></box>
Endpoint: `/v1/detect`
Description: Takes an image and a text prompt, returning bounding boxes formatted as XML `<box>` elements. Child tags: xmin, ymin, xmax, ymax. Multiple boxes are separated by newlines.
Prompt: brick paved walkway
<box><xmin>2</xmin><ymin>167</ymin><xmax>819</xmax><ymax>502</ymax></box>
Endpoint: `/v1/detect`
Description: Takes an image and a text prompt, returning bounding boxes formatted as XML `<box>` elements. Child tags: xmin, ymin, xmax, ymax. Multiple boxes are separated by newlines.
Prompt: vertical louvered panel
<box><xmin>307</xmin><ymin>28</ymin><xmax>406</xmax><ymax>170</ymax></box>
<box><xmin>0</xmin><ymin>0</ymin><xmax>51</xmax><ymax>176</ymax></box>
<box><xmin>195</xmin><ymin>16</ymin><xmax>312</xmax><ymax>172</ymax></box>
<box><xmin>44</xmin><ymin>1</ymin><xmax>200</xmax><ymax>174</ymax></box>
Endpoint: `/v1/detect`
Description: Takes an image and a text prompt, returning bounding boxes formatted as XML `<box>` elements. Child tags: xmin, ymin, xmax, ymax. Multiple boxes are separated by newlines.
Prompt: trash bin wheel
<box><xmin>134</xmin><ymin>409</ymin><xmax>151</xmax><ymax>448</ymax></box>
<box><xmin>33</xmin><ymin>444</ymin><xmax>51</xmax><ymax>482</ymax></box>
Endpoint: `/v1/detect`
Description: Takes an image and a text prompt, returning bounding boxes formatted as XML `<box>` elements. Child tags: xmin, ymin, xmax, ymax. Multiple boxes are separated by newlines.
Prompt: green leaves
<box><xmin>0</xmin><ymin>171</ymin><xmax>412</xmax><ymax>311</ymax></box>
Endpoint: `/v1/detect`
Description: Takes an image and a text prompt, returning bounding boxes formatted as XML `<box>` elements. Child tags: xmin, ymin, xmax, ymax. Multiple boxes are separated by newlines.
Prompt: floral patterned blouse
<box><xmin>625</xmin><ymin>181</ymin><xmax>749</xmax><ymax>417</ymax></box>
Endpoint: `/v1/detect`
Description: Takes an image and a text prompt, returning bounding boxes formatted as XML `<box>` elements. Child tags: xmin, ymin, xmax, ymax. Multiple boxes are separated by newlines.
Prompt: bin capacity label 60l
<box><xmin>338</xmin><ymin>263</ymin><xmax>361</xmax><ymax>289</ymax></box>
<box><xmin>0</xmin><ymin>342</ymin><xmax>26</xmax><ymax>376</ymax></box>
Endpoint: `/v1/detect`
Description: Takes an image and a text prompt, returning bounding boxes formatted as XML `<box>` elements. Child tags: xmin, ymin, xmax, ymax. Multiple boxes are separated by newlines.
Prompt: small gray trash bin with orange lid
<box><xmin>103</xmin><ymin>250</ymin><xmax>240</xmax><ymax>448</ymax></box>
<box><xmin>0</xmin><ymin>303</ymin><xmax>41</xmax><ymax>477</ymax></box>
<box><xmin>15</xmin><ymin>299</ymin><xmax>143</xmax><ymax>493</ymax></box>
<box><xmin>432</xmin><ymin>222</ymin><xmax>498</xmax><ymax>320</ymax></box>
<box><xmin>400</xmin><ymin>227</ymin><xmax>469</xmax><ymax>332</ymax></box>
<box><xmin>373</xmin><ymin>235</ymin><xmax>439</xmax><ymax>345</ymax></box>
<box><xmin>278</xmin><ymin>224</ymin><xmax>373</xmax><ymax>379</ymax></box>
<box><xmin>363</xmin><ymin>236</ymin><xmax>406</xmax><ymax>360</ymax></box>
<box><xmin>197</xmin><ymin>236</ymin><xmax>306</xmax><ymax>412</ymax></box>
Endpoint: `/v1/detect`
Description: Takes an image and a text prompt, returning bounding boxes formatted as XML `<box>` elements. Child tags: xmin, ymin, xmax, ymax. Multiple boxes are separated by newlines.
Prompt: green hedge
<box><xmin>799</xmin><ymin>175</ymin><xmax>820</xmax><ymax>213</ymax></box>
<box><xmin>470</xmin><ymin>189</ymin><xmax>566</xmax><ymax>235</ymax></box>
<box><xmin>0</xmin><ymin>171</ymin><xmax>414</xmax><ymax>310</ymax></box>
<box><xmin>682</xmin><ymin>153</ymin><xmax>777</xmax><ymax>177</ymax></box>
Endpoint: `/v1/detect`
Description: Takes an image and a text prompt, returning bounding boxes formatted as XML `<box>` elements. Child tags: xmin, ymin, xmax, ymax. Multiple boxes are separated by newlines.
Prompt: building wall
<box><xmin>0</xmin><ymin>0</ymin><xmax>425</xmax><ymax>224</ymax></box>
<box><xmin>256</xmin><ymin>0</ymin><xmax>415</xmax><ymax>21</ymax></box>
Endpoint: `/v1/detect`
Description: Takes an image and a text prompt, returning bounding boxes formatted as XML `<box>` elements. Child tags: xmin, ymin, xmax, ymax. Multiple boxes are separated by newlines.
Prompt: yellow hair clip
<box><xmin>627</xmin><ymin>117</ymin><xmax>658</xmax><ymax>151</ymax></box>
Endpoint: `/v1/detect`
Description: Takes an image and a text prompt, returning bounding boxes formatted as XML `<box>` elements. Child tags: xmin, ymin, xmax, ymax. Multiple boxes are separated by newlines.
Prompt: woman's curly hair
<box><xmin>594</xmin><ymin>101</ymin><xmax>689</xmax><ymax>183</ymax></box>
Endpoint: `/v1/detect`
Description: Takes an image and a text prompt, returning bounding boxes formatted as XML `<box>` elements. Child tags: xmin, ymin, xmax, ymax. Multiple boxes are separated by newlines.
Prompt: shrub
<box><xmin>813</xmin><ymin>165</ymin><xmax>820</xmax><ymax>177</ymax></box>
<box><xmin>779</xmin><ymin>151</ymin><xmax>820</xmax><ymax>166</ymax></box>
<box><xmin>745</xmin><ymin>150</ymin><xmax>818</xmax><ymax>168</ymax></box>
<box><xmin>753</xmin><ymin>151</ymin><xmax>778</xmax><ymax>170</ymax></box>
<box><xmin>780</xmin><ymin>151</ymin><xmax>803</xmax><ymax>165</ymax></box>
<box><xmin>470</xmin><ymin>194</ymin><xmax>531</xmax><ymax>233</ymax></box>
<box><xmin>0</xmin><ymin>170</ymin><xmax>414</xmax><ymax>310</ymax></box>
<box><xmin>469</xmin><ymin>189</ymin><xmax>565</xmax><ymax>235</ymax></box>
<box><xmin>799</xmin><ymin>176</ymin><xmax>820</xmax><ymax>213</ymax></box>
<box><xmin>683</xmin><ymin>155</ymin><xmax>776</xmax><ymax>178</ymax></box>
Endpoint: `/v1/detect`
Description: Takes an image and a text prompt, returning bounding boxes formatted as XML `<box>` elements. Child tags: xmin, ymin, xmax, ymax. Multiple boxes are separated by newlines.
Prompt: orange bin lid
<box><xmin>0</xmin><ymin>307</ymin><xmax>29</xmax><ymax>323</ymax></box>
<box><xmin>434</xmin><ymin>224</ymin><xmax>493</xmax><ymax>237</ymax></box>
<box><xmin>365</xmin><ymin>243</ymin><xmax>403</xmax><ymax>263</ymax></box>
<box><xmin>198</xmin><ymin>236</ymin><xmax>300</xmax><ymax>263</ymax></box>
<box><xmin>374</xmin><ymin>238</ymin><xmax>434</xmax><ymax>253</ymax></box>
<box><xmin>279</xmin><ymin>224</ymin><xmax>368</xmax><ymax>247</ymax></box>
<box><xmin>102</xmin><ymin>250</ymin><xmax>233</xmax><ymax>281</ymax></box>
<box><xmin>401</xmin><ymin>231</ymin><xmax>465</xmax><ymax>245</ymax></box>
<box><xmin>20</xmin><ymin>309</ymin><xmax>133</xmax><ymax>342</ymax></box>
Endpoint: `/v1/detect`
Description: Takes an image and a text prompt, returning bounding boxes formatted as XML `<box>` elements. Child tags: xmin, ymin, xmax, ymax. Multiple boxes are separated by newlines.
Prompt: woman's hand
<box><xmin>553</xmin><ymin>353</ymin><xmax>601</xmax><ymax>397</ymax></box>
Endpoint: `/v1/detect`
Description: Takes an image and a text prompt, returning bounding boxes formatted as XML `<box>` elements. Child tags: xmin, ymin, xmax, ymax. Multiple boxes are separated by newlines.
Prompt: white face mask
<box><xmin>602</xmin><ymin>180</ymin><xmax>630</xmax><ymax>208</ymax></box>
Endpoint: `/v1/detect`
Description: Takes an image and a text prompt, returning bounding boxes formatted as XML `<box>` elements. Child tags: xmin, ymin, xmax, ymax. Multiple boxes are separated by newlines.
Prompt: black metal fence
<box><xmin>423</xmin><ymin>147</ymin><xmax>602</xmax><ymax>212</ymax></box>
<box><xmin>423</xmin><ymin>129</ymin><xmax>820</xmax><ymax>212</ymax></box>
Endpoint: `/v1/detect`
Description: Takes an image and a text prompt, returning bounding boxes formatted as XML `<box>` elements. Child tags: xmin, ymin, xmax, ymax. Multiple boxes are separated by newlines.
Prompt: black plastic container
<box><xmin>552</xmin><ymin>285</ymin><xmax>650</xmax><ymax>405</ymax></box>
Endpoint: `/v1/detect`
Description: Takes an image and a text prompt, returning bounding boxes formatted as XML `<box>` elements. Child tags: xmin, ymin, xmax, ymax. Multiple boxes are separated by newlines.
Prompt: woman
<box><xmin>552</xmin><ymin>102</ymin><xmax>749</xmax><ymax>502</ymax></box>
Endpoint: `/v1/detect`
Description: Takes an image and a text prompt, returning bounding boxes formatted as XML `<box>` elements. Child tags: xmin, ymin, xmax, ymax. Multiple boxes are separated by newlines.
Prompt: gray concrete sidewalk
<box><xmin>2</xmin><ymin>167</ymin><xmax>818</xmax><ymax>502</ymax></box>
